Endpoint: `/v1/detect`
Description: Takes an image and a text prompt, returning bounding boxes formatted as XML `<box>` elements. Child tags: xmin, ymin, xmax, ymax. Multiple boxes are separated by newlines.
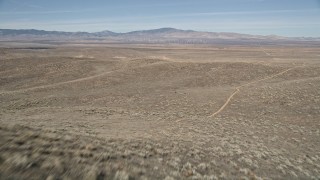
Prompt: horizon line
<box><xmin>1</xmin><ymin>27</ymin><xmax>320</xmax><ymax>38</ymax></box>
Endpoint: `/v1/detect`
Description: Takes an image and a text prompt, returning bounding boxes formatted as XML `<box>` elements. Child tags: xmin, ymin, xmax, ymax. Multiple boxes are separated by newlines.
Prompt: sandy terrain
<box><xmin>0</xmin><ymin>44</ymin><xmax>320</xmax><ymax>179</ymax></box>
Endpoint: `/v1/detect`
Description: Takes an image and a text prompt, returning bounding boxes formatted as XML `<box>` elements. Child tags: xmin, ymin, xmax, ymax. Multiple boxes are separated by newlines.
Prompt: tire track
<box><xmin>209</xmin><ymin>64</ymin><xmax>305</xmax><ymax>118</ymax></box>
<box><xmin>0</xmin><ymin>58</ymin><xmax>161</xmax><ymax>95</ymax></box>
<box><xmin>0</xmin><ymin>70</ymin><xmax>118</xmax><ymax>95</ymax></box>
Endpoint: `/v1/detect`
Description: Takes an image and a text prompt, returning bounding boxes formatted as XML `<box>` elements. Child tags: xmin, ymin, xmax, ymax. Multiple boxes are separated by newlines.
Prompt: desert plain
<box><xmin>0</xmin><ymin>42</ymin><xmax>319</xmax><ymax>179</ymax></box>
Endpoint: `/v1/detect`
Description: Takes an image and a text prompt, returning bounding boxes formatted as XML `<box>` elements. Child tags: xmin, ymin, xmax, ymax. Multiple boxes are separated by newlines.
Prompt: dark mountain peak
<box><xmin>0</xmin><ymin>29</ymin><xmax>53</xmax><ymax>35</ymax></box>
<box><xmin>0</xmin><ymin>29</ymin><xmax>90</xmax><ymax>36</ymax></box>
<box><xmin>147</xmin><ymin>27</ymin><xmax>181</xmax><ymax>33</ymax></box>
<box><xmin>93</xmin><ymin>30</ymin><xmax>117</xmax><ymax>36</ymax></box>
<box><xmin>125</xmin><ymin>27</ymin><xmax>194</xmax><ymax>35</ymax></box>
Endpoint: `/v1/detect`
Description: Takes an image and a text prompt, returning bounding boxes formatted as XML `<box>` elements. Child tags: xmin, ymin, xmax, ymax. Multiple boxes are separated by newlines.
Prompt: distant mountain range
<box><xmin>1</xmin><ymin>28</ymin><xmax>319</xmax><ymax>44</ymax></box>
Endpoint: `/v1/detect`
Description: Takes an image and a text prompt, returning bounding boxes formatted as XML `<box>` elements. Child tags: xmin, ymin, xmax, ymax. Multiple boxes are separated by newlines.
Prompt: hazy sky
<box><xmin>0</xmin><ymin>0</ymin><xmax>320</xmax><ymax>37</ymax></box>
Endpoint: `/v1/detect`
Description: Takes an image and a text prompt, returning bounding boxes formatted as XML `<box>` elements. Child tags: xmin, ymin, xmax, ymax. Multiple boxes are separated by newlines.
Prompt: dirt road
<box><xmin>209</xmin><ymin>64</ymin><xmax>305</xmax><ymax>117</ymax></box>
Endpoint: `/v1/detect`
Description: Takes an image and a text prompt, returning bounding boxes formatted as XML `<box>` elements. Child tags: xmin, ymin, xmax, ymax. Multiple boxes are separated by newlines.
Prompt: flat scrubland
<box><xmin>0</xmin><ymin>43</ymin><xmax>319</xmax><ymax>179</ymax></box>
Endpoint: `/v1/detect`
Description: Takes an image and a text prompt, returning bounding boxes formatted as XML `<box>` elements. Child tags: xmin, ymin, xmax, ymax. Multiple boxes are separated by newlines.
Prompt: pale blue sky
<box><xmin>0</xmin><ymin>0</ymin><xmax>320</xmax><ymax>37</ymax></box>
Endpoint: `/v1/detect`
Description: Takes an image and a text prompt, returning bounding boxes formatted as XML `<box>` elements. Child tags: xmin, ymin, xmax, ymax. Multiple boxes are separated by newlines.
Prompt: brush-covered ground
<box><xmin>0</xmin><ymin>44</ymin><xmax>319</xmax><ymax>179</ymax></box>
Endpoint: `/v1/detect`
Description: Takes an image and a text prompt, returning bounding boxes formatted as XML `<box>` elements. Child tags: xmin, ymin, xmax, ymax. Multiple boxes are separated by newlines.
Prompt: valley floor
<box><xmin>0</xmin><ymin>43</ymin><xmax>319</xmax><ymax>179</ymax></box>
